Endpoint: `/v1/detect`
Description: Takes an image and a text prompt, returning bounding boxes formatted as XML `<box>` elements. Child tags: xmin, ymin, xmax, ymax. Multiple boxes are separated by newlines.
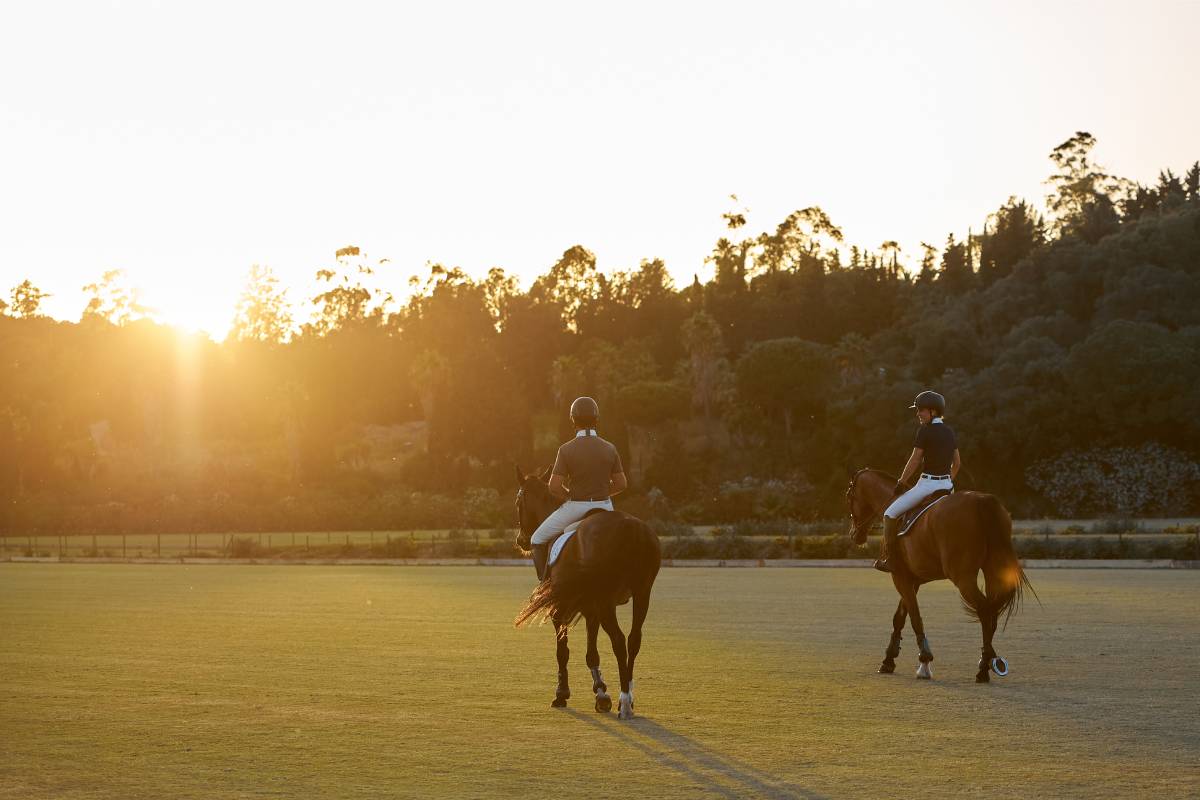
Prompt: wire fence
<box><xmin>0</xmin><ymin>530</ymin><xmax>522</xmax><ymax>559</ymax></box>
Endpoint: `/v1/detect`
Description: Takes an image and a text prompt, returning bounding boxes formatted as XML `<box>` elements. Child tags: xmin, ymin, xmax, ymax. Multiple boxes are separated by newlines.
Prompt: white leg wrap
<box><xmin>618</xmin><ymin>691</ymin><xmax>634</xmax><ymax>719</ymax></box>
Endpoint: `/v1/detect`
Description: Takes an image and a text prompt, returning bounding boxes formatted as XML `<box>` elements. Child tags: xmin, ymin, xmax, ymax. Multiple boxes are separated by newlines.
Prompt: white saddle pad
<box><xmin>547</xmin><ymin>529</ymin><xmax>577</xmax><ymax>568</ymax></box>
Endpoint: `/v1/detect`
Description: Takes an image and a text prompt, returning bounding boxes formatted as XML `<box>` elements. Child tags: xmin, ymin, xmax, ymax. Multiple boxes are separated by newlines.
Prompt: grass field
<box><xmin>1</xmin><ymin>565</ymin><xmax>1197</xmax><ymax>799</ymax></box>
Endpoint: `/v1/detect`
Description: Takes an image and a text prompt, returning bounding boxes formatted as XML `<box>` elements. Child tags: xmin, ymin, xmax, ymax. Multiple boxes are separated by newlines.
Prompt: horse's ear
<box><xmin>515</xmin><ymin>464</ymin><xmax>524</xmax><ymax>485</ymax></box>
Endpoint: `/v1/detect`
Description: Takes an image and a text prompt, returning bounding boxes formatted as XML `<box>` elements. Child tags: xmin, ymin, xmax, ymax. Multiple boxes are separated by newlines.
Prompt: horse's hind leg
<box><xmin>597</xmin><ymin>605</ymin><xmax>633</xmax><ymax>719</ymax></box>
<box><xmin>879</xmin><ymin>599</ymin><xmax>906</xmax><ymax>674</ymax></box>
<box><xmin>552</xmin><ymin>619</ymin><xmax>570</xmax><ymax>708</ymax></box>
<box><xmin>625</xmin><ymin>588</ymin><xmax>651</xmax><ymax>711</ymax></box>
<box><xmin>980</xmin><ymin>567</ymin><xmax>1005</xmax><ymax>678</ymax></box>
<box><xmin>585</xmin><ymin>611</ymin><xmax>612</xmax><ymax>712</ymax></box>
<box><xmin>952</xmin><ymin>574</ymin><xmax>995</xmax><ymax>684</ymax></box>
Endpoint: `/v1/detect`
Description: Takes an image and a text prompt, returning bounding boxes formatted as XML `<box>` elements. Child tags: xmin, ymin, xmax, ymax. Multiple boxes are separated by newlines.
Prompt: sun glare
<box><xmin>140</xmin><ymin>283</ymin><xmax>237</xmax><ymax>340</ymax></box>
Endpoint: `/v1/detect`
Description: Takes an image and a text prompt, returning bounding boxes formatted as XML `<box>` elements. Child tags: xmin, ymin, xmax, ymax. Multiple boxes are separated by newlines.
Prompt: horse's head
<box><xmin>514</xmin><ymin>464</ymin><xmax>555</xmax><ymax>553</ymax></box>
<box><xmin>846</xmin><ymin>468</ymin><xmax>887</xmax><ymax>546</ymax></box>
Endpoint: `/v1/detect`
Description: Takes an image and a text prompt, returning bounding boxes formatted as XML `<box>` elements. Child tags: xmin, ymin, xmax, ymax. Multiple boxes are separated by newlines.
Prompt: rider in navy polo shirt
<box><xmin>875</xmin><ymin>390</ymin><xmax>961</xmax><ymax>573</ymax></box>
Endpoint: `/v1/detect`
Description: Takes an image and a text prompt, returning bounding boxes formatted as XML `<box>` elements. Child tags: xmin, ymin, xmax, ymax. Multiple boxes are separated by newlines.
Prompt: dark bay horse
<box><xmin>847</xmin><ymin>468</ymin><xmax>1037</xmax><ymax>682</ymax></box>
<box><xmin>513</xmin><ymin>467</ymin><xmax>661</xmax><ymax>719</ymax></box>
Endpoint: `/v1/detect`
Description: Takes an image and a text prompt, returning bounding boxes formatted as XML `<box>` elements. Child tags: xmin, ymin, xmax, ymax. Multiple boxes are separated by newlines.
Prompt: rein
<box><xmin>847</xmin><ymin>468</ymin><xmax>883</xmax><ymax>541</ymax></box>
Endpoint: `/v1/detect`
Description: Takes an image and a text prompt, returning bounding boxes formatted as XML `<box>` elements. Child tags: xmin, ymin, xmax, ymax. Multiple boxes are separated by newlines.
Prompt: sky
<box><xmin>2</xmin><ymin>0</ymin><xmax>1198</xmax><ymax>336</ymax></box>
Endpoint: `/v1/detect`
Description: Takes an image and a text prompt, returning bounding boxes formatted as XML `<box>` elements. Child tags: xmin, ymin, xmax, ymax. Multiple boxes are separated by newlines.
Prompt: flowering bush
<box><xmin>1026</xmin><ymin>443</ymin><xmax>1200</xmax><ymax>516</ymax></box>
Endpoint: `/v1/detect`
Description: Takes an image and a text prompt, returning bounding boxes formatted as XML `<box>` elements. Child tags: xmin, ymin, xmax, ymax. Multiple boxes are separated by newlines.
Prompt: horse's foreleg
<box><xmin>598</xmin><ymin>606</ymin><xmax>632</xmax><ymax>719</ymax></box>
<box><xmin>879</xmin><ymin>599</ymin><xmax>906</xmax><ymax>674</ymax></box>
<box><xmin>552</xmin><ymin>621</ymin><xmax>570</xmax><ymax>707</ymax></box>
<box><xmin>585</xmin><ymin>612</ymin><xmax>611</xmax><ymax>712</ymax></box>
<box><xmin>895</xmin><ymin>578</ymin><xmax>933</xmax><ymax>679</ymax></box>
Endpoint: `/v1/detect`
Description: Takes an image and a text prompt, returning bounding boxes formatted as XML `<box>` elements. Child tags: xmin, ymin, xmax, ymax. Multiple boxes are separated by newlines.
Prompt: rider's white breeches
<box><xmin>530</xmin><ymin>499</ymin><xmax>614</xmax><ymax>544</ymax></box>
<box><xmin>884</xmin><ymin>476</ymin><xmax>953</xmax><ymax>519</ymax></box>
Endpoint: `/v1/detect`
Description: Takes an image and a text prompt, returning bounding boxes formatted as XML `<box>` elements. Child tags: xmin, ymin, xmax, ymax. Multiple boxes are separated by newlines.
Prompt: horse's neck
<box><xmin>864</xmin><ymin>471</ymin><xmax>896</xmax><ymax>515</ymax></box>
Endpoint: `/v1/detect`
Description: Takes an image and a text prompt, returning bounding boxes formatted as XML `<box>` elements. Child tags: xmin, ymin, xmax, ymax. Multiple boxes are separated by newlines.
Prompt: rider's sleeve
<box><xmin>610</xmin><ymin>445</ymin><xmax>624</xmax><ymax>475</ymax></box>
<box><xmin>913</xmin><ymin>425</ymin><xmax>927</xmax><ymax>449</ymax></box>
<box><xmin>551</xmin><ymin>445</ymin><xmax>569</xmax><ymax>478</ymax></box>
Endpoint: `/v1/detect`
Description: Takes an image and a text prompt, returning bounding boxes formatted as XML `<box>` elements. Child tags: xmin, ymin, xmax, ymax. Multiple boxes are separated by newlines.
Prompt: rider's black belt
<box><xmin>921</xmin><ymin>473</ymin><xmax>951</xmax><ymax>480</ymax></box>
<box><xmin>571</xmin><ymin>497</ymin><xmax>610</xmax><ymax>502</ymax></box>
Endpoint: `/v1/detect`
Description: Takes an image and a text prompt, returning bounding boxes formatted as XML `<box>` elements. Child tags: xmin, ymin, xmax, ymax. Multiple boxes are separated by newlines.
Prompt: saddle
<box><xmin>897</xmin><ymin>490</ymin><xmax>952</xmax><ymax>537</ymax></box>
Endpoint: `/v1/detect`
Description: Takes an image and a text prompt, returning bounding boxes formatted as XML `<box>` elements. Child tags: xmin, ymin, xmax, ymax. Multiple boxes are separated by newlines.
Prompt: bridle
<box><xmin>846</xmin><ymin>468</ymin><xmax>880</xmax><ymax>542</ymax></box>
<box><xmin>515</xmin><ymin>486</ymin><xmax>531</xmax><ymax>547</ymax></box>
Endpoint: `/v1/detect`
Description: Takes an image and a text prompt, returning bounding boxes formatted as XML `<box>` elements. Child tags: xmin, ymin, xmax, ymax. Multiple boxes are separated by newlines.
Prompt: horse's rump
<box><xmin>514</xmin><ymin>513</ymin><xmax>659</xmax><ymax>631</ymax></box>
<box><xmin>912</xmin><ymin>491</ymin><xmax>1034</xmax><ymax>627</ymax></box>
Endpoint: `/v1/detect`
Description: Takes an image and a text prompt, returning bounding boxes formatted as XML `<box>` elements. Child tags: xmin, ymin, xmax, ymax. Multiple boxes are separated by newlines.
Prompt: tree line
<box><xmin>2</xmin><ymin>132</ymin><xmax>1198</xmax><ymax>534</ymax></box>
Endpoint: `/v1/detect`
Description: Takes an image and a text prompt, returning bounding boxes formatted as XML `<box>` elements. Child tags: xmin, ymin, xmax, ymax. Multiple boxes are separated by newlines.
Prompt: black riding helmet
<box><xmin>570</xmin><ymin>396</ymin><xmax>599</xmax><ymax>428</ymax></box>
<box><xmin>909</xmin><ymin>390</ymin><xmax>946</xmax><ymax>416</ymax></box>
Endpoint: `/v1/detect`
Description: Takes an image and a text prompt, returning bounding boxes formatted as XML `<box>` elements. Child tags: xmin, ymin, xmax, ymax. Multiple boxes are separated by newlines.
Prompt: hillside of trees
<box><xmin>2</xmin><ymin>133</ymin><xmax>1199</xmax><ymax>534</ymax></box>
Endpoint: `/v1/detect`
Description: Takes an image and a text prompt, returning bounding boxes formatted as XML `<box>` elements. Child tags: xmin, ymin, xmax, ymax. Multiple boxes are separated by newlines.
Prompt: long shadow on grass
<box><xmin>565</xmin><ymin>709</ymin><xmax>826</xmax><ymax>800</ymax></box>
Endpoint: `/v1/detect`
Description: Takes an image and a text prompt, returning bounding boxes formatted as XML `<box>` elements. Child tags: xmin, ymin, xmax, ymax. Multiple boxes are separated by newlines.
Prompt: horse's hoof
<box><xmin>916</xmin><ymin>662</ymin><xmax>933</xmax><ymax>680</ymax></box>
<box><xmin>878</xmin><ymin>662</ymin><xmax>895</xmax><ymax>674</ymax></box>
<box><xmin>618</xmin><ymin>692</ymin><xmax>634</xmax><ymax>719</ymax></box>
<box><xmin>975</xmin><ymin>672</ymin><xmax>990</xmax><ymax>683</ymax></box>
<box><xmin>551</xmin><ymin>697</ymin><xmax>567</xmax><ymax>708</ymax></box>
<box><xmin>595</xmin><ymin>695</ymin><xmax>612</xmax><ymax>713</ymax></box>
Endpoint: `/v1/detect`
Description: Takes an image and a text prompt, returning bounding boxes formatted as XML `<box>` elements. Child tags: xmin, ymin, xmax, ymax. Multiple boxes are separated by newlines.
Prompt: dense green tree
<box><xmin>978</xmin><ymin>198</ymin><xmax>1044</xmax><ymax>284</ymax></box>
<box><xmin>735</xmin><ymin>337</ymin><xmax>834</xmax><ymax>439</ymax></box>
<box><xmin>1045</xmin><ymin>132</ymin><xmax>1126</xmax><ymax>242</ymax></box>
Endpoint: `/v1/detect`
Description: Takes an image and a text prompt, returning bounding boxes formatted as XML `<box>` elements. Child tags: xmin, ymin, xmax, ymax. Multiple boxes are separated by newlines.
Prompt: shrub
<box><xmin>1027</xmin><ymin>444</ymin><xmax>1200</xmax><ymax>516</ymax></box>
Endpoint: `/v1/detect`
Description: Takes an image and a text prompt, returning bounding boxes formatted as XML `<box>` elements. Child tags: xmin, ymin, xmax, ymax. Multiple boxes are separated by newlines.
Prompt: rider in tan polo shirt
<box><xmin>529</xmin><ymin>396</ymin><xmax>628</xmax><ymax>579</ymax></box>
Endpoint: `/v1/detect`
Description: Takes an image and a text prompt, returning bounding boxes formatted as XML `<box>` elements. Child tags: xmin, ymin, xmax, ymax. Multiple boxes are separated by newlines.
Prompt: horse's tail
<box><xmin>514</xmin><ymin>516</ymin><xmax>659</xmax><ymax>633</ymax></box>
<box><xmin>976</xmin><ymin>493</ymin><xmax>1038</xmax><ymax>629</ymax></box>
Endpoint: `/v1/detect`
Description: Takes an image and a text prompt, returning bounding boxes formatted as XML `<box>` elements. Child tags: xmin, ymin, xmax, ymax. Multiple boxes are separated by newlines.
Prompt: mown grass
<box><xmin>1</xmin><ymin>565</ymin><xmax>1197</xmax><ymax>799</ymax></box>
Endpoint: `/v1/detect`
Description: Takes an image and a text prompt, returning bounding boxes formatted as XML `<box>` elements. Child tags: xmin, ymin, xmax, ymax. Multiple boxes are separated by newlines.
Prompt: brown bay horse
<box><xmin>847</xmin><ymin>468</ymin><xmax>1037</xmax><ymax>682</ymax></box>
<box><xmin>513</xmin><ymin>467</ymin><xmax>661</xmax><ymax>719</ymax></box>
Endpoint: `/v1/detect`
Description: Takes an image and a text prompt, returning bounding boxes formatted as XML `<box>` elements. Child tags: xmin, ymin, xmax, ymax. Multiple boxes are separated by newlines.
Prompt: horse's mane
<box><xmin>851</xmin><ymin>467</ymin><xmax>897</xmax><ymax>486</ymax></box>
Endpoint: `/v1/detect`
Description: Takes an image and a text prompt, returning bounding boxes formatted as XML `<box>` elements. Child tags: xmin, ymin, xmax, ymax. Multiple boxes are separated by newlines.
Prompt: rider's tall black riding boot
<box><xmin>874</xmin><ymin>516</ymin><xmax>902</xmax><ymax>573</ymax></box>
<box><xmin>532</xmin><ymin>543</ymin><xmax>549</xmax><ymax>580</ymax></box>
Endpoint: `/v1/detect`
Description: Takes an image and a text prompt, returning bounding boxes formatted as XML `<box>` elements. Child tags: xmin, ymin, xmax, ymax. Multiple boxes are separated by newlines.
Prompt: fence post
<box><xmin>122</xmin><ymin>535</ymin><xmax>126</xmax><ymax>558</ymax></box>
<box><xmin>268</xmin><ymin>534</ymin><xmax>272</xmax><ymax>550</ymax></box>
<box><xmin>305</xmin><ymin>535</ymin><xmax>310</xmax><ymax>553</ymax></box>
<box><xmin>93</xmin><ymin>534</ymin><xmax>97</xmax><ymax>556</ymax></box>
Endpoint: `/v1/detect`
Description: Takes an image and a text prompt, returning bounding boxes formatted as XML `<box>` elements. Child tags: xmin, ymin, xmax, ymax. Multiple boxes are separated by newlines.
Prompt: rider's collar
<box><xmin>931</xmin><ymin>417</ymin><xmax>944</xmax><ymax>424</ymax></box>
<box><xmin>576</xmin><ymin>429</ymin><xmax>598</xmax><ymax>437</ymax></box>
